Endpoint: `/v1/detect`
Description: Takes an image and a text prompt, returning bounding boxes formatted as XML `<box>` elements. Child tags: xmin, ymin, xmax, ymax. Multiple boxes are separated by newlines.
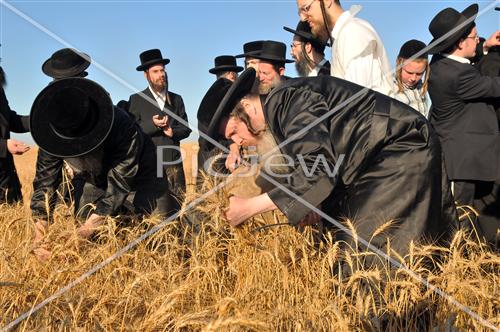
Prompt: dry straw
<box><xmin>0</xmin><ymin>148</ymin><xmax>498</xmax><ymax>331</ymax></box>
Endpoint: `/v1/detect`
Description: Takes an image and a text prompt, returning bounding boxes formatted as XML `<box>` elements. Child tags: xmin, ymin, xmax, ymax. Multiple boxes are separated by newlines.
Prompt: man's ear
<box><xmin>305</xmin><ymin>42</ymin><xmax>313</xmax><ymax>54</ymax></box>
<box><xmin>279</xmin><ymin>67</ymin><xmax>285</xmax><ymax>76</ymax></box>
<box><xmin>457</xmin><ymin>39</ymin><xmax>465</xmax><ymax>51</ymax></box>
<box><xmin>143</xmin><ymin>71</ymin><xmax>148</xmax><ymax>80</ymax></box>
<box><xmin>240</xmin><ymin>98</ymin><xmax>251</xmax><ymax>110</ymax></box>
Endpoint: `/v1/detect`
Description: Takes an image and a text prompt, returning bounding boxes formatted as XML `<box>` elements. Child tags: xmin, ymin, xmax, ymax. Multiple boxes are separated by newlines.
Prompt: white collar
<box><xmin>442</xmin><ymin>53</ymin><xmax>471</xmax><ymax>64</ymax></box>
<box><xmin>331</xmin><ymin>5</ymin><xmax>362</xmax><ymax>40</ymax></box>
<box><xmin>148</xmin><ymin>85</ymin><xmax>166</xmax><ymax>100</ymax></box>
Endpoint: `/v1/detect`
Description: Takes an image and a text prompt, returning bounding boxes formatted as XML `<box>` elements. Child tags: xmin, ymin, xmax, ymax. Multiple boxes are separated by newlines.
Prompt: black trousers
<box><xmin>453</xmin><ymin>180</ymin><xmax>500</xmax><ymax>248</ymax></box>
<box><xmin>73</xmin><ymin>176</ymin><xmax>173</xmax><ymax>219</ymax></box>
<box><xmin>164</xmin><ymin>163</ymin><xmax>186</xmax><ymax>214</ymax></box>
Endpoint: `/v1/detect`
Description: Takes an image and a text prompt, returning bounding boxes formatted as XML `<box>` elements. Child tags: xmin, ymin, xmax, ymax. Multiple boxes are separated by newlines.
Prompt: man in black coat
<box><xmin>196</xmin><ymin>78</ymin><xmax>234</xmax><ymax>174</ymax></box>
<box><xmin>427</xmin><ymin>4</ymin><xmax>500</xmax><ymax>244</ymax></box>
<box><xmin>208</xmin><ymin>55</ymin><xmax>243</xmax><ymax>82</ymax></box>
<box><xmin>284</xmin><ymin>21</ymin><xmax>330</xmax><ymax>77</ymax></box>
<box><xmin>0</xmin><ymin>66</ymin><xmax>30</xmax><ymax>203</ymax></box>
<box><xmin>127</xmin><ymin>49</ymin><xmax>191</xmax><ymax>212</ymax></box>
<box><xmin>30</xmin><ymin>50</ymin><xmax>171</xmax><ymax>261</ymax></box>
<box><xmin>208</xmin><ymin>68</ymin><xmax>457</xmax><ymax>257</ymax></box>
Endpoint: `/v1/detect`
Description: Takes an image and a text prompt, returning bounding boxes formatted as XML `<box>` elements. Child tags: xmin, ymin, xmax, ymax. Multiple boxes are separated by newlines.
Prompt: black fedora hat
<box><xmin>252</xmin><ymin>40</ymin><xmax>294</xmax><ymax>64</ymax></box>
<box><xmin>209</xmin><ymin>55</ymin><xmax>244</xmax><ymax>74</ymax></box>
<box><xmin>428</xmin><ymin>4</ymin><xmax>478</xmax><ymax>54</ymax></box>
<box><xmin>283</xmin><ymin>21</ymin><xmax>328</xmax><ymax>52</ymax></box>
<box><xmin>235</xmin><ymin>40</ymin><xmax>264</xmax><ymax>58</ymax></box>
<box><xmin>398</xmin><ymin>39</ymin><xmax>428</xmax><ymax>59</ymax></box>
<box><xmin>207</xmin><ymin>68</ymin><xmax>257</xmax><ymax>141</ymax></box>
<box><xmin>42</xmin><ymin>48</ymin><xmax>90</xmax><ymax>79</ymax></box>
<box><xmin>136</xmin><ymin>49</ymin><xmax>170</xmax><ymax>71</ymax></box>
<box><xmin>30</xmin><ymin>78</ymin><xmax>114</xmax><ymax>158</ymax></box>
<box><xmin>197</xmin><ymin>78</ymin><xmax>233</xmax><ymax>132</ymax></box>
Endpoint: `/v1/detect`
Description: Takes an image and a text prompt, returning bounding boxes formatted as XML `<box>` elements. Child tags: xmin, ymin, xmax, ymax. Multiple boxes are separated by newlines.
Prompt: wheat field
<box><xmin>0</xmin><ymin>145</ymin><xmax>499</xmax><ymax>331</ymax></box>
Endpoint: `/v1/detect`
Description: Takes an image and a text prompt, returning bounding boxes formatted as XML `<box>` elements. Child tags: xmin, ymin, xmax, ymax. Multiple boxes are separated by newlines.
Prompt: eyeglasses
<box><xmin>290</xmin><ymin>42</ymin><xmax>303</xmax><ymax>49</ymax></box>
<box><xmin>298</xmin><ymin>0</ymin><xmax>316</xmax><ymax>16</ymax></box>
<box><xmin>465</xmin><ymin>34</ymin><xmax>479</xmax><ymax>42</ymax></box>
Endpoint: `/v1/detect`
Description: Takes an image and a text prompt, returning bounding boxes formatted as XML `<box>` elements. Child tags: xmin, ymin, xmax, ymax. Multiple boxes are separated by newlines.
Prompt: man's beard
<box><xmin>253</xmin><ymin>129</ymin><xmax>291</xmax><ymax>193</ymax></box>
<box><xmin>258</xmin><ymin>75</ymin><xmax>281</xmax><ymax>95</ymax></box>
<box><xmin>148</xmin><ymin>78</ymin><xmax>166</xmax><ymax>93</ymax></box>
<box><xmin>0</xmin><ymin>67</ymin><xmax>6</xmax><ymax>88</ymax></box>
<box><xmin>309</xmin><ymin>19</ymin><xmax>330</xmax><ymax>45</ymax></box>
<box><xmin>295</xmin><ymin>56</ymin><xmax>311</xmax><ymax>77</ymax></box>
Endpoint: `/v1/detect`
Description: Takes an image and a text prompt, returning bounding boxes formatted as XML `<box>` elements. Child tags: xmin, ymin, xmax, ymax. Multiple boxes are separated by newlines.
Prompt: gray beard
<box><xmin>258</xmin><ymin>76</ymin><xmax>282</xmax><ymax>95</ymax></box>
<box><xmin>253</xmin><ymin>129</ymin><xmax>290</xmax><ymax>193</ymax></box>
<box><xmin>255</xmin><ymin>129</ymin><xmax>286</xmax><ymax>170</ymax></box>
<box><xmin>295</xmin><ymin>58</ymin><xmax>311</xmax><ymax>77</ymax></box>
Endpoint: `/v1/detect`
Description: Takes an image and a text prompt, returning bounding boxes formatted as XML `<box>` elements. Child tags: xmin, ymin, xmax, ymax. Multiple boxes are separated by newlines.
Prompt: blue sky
<box><xmin>1</xmin><ymin>0</ymin><xmax>498</xmax><ymax>143</ymax></box>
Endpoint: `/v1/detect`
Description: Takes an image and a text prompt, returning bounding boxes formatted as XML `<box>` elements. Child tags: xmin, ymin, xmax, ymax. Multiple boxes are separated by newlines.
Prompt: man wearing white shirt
<box><xmin>296</xmin><ymin>0</ymin><xmax>394</xmax><ymax>96</ymax></box>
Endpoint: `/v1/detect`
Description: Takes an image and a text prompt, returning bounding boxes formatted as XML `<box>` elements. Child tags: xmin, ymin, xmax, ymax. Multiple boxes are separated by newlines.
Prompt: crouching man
<box><xmin>30</xmin><ymin>78</ymin><xmax>172</xmax><ymax>261</ymax></box>
<box><xmin>208</xmin><ymin>68</ymin><xmax>457</xmax><ymax>257</ymax></box>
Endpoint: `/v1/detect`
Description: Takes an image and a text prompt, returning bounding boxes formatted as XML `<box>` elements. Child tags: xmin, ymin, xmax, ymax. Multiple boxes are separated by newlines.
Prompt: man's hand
<box><xmin>7</xmin><ymin>139</ymin><xmax>29</xmax><ymax>155</ymax></box>
<box><xmin>223</xmin><ymin>196</ymin><xmax>252</xmax><ymax>226</ymax></box>
<box><xmin>298</xmin><ymin>210</ymin><xmax>321</xmax><ymax>228</ymax></box>
<box><xmin>163</xmin><ymin>126</ymin><xmax>174</xmax><ymax>138</ymax></box>
<box><xmin>32</xmin><ymin>219</ymin><xmax>50</xmax><ymax>262</ymax></box>
<box><xmin>222</xmin><ymin>194</ymin><xmax>278</xmax><ymax>227</ymax></box>
<box><xmin>225</xmin><ymin>143</ymin><xmax>241</xmax><ymax>172</ymax></box>
<box><xmin>152</xmin><ymin>114</ymin><xmax>169</xmax><ymax>128</ymax></box>
<box><xmin>76</xmin><ymin>213</ymin><xmax>105</xmax><ymax>239</ymax></box>
<box><xmin>483</xmin><ymin>30</ymin><xmax>500</xmax><ymax>52</ymax></box>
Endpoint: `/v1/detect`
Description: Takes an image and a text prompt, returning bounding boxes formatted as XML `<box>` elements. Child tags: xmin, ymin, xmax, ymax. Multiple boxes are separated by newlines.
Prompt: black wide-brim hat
<box><xmin>283</xmin><ymin>21</ymin><xmax>329</xmax><ymax>47</ymax></box>
<box><xmin>209</xmin><ymin>55</ymin><xmax>244</xmax><ymax>74</ymax></box>
<box><xmin>428</xmin><ymin>4</ymin><xmax>478</xmax><ymax>54</ymax></box>
<box><xmin>136</xmin><ymin>49</ymin><xmax>170</xmax><ymax>71</ymax></box>
<box><xmin>252</xmin><ymin>40</ymin><xmax>294</xmax><ymax>64</ymax></box>
<box><xmin>42</xmin><ymin>48</ymin><xmax>90</xmax><ymax>79</ymax></box>
<box><xmin>198</xmin><ymin>77</ymin><xmax>233</xmax><ymax>127</ymax></box>
<box><xmin>235</xmin><ymin>40</ymin><xmax>264</xmax><ymax>58</ymax></box>
<box><xmin>30</xmin><ymin>78</ymin><xmax>114</xmax><ymax>158</ymax></box>
<box><xmin>207</xmin><ymin>68</ymin><xmax>257</xmax><ymax>142</ymax></box>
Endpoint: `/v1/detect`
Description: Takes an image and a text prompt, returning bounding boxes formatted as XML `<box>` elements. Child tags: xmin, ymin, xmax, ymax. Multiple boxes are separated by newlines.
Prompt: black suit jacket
<box><xmin>0</xmin><ymin>86</ymin><xmax>29</xmax><ymax>202</ymax></box>
<box><xmin>476</xmin><ymin>47</ymin><xmax>500</xmax><ymax>122</ymax></box>
<box><xmin>428</xmin><ymin>55</ymin><xmax>500</xmax><ymax>181</ymax></box>
<box><xmin>31</xmin><ymin>107</ymin><xmax>161</xmax><ymax>217</ymax></box>
<box><xmin>127</xmin><ymin>88</ymin><xmax>191</xmax><ymax>163</ymax></box>
<box><xmin>318</xmin><ymin>60</ymin><xmax>331</xmax><ymax>76</ymax></box>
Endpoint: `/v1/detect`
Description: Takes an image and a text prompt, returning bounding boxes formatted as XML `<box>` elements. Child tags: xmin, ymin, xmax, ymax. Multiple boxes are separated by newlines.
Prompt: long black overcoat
<box><xmin>262</xmin><ymin>76</ymin><xmax>457</xmax><ymax>254</ymax></box>
<box><xmin>0</xmin><ymin>86</ymin><xmax>30</xmax><ymax>203</ymax></box>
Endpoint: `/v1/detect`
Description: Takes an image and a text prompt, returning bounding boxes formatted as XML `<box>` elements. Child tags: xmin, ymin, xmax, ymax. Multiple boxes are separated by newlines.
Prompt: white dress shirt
<box><xmin>148</xmin><ymin>85</ymin><xmax>167</xmax><ymax>110</ymax></box>
<box><xmin>330</xmin><ymin>5</ymin><xmax>394</xmax><ymax>96</ymax></box>
<box><xmin>308</xmin><ymin>58</ymin><xmax>328</xmax><ymax>77</ymax></box>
